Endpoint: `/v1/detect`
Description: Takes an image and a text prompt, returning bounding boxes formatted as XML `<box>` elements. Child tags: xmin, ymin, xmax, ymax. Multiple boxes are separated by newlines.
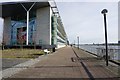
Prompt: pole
<box><xmin>103</xmin><ymin>13</ymin><xmax>108</xmax><ymax>66</ymax></box>
<box><xmin>101</xmin><ymin>9</ymin><xmax>108</xmax><ymax>66</ymax></box>
<box><xmin>26</xmin><ymin>11</ymin><xmax>29</xmax><ymax>45</ymax></box>
<box><xmin>77</xmin><ymin>36</ymin><xmax>79</xmax><ymax>49</ymax></box>
<box><xmin>73</xmin><ymin>40</ymin><xmax>75</xmax><ymax>46</ymax></box>
<box><xmin>20</xmin><ymin>3</ymin><xmax>36</xmax><ymax>45</ymax></box>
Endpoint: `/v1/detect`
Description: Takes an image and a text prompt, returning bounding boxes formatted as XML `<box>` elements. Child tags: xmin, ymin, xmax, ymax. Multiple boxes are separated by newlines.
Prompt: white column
<box><xmin>20</xmin><ymin>2</ymin><xmax>36</xmax><ymax>45</ymax></box>
<box><xmin>26</xmin><ymin>11</ymin><xmax>29</xmax><ymax>45</ymax></box>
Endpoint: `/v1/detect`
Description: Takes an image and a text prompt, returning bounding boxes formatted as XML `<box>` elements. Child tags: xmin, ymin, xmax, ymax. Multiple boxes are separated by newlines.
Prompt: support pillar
<box><xmin>26</xmin><ymin>11</ymin><xmax>29</xmax><ymax>45</ymax></box>
<box><xmin>20</xmin><ymin>2</ymin><xmax>36</xmax><ymax>45</ymax></box>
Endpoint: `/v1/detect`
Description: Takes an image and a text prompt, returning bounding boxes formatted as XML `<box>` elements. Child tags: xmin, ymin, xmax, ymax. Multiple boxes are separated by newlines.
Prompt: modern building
<box><xmin>1</xmin><ymin>1</ymin><xmax>68</xmax><ymax>48</ymax></box>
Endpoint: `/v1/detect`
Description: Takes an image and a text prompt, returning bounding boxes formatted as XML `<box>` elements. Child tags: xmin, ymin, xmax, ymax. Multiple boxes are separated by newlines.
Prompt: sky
<box><xmin>0</xmin><ymin>0</ymin><xmax>119</xmax><ymax>44</ymax></box>
<box><xmin>55</xmin><ymin>1</ymin><xmax>118</xmax><ymax>44</ymax></box>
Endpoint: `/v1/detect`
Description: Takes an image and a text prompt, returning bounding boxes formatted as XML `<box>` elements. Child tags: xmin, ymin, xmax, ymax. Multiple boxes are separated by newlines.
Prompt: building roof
<box><xmin>1</xmin><ymin>2</ymin><xmax>50</xmax><ymax>18</ymax></box>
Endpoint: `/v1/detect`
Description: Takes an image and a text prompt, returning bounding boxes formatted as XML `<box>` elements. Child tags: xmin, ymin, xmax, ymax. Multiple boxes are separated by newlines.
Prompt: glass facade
<box><xmin>51</xmin><ymin>16</ymin><xmax>57</xmax><ymax>45</ymax></box>
<box><xmin>11</xmin><ymin>18</ymin><xmax>36</xmax><ymax>45</ymax></box>
<box><xmin>51</xmin><ymin>15</ymin><xmax>67</xmax><ymax>47</ymax></box>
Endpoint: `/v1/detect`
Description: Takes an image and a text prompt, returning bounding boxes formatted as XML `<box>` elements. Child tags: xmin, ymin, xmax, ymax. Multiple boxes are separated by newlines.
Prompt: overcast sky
<box><xmin>55</xmin><ymin>1</ymin><xmax>118</xmax><ymax>44</ymax></box>
<box><xmin>0</xmin><ymin>0</ymin><xmax>119</xmax><ymax>44</ymax></box>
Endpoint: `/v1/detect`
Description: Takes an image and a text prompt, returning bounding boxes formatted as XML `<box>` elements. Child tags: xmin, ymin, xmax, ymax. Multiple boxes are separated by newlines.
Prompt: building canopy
<box><xmin>1</xmin><ymin>2</ymin><xmax>50</xmax><ymax>18</ymax></box>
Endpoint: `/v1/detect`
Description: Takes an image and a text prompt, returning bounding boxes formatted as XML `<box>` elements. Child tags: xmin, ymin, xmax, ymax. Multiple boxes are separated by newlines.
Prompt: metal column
<box><xmin>20</xmin><ymin>2</ymin><xmax>36</xmax><ymax>45</ymax></box>
<box><xmin>101</xmin><ymin>9</ymin><xmax>109</xmax><ymax>66</ymax></box>
<box><xmin>26</xmin><ymin>11</ymin><xmax>29</xmax><ymax>45</ymax></box>
<box><xmin>77</xmin><ymin>36</ymin><xmax>79</xmax><ymax>49</ymax></box>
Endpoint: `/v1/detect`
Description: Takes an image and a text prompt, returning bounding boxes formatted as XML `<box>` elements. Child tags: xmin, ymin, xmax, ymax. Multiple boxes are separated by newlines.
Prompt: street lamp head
<box><xmin>101</xmin><ymin>9</ymin><xmax>108</xmax><ymax>14</ymax></box>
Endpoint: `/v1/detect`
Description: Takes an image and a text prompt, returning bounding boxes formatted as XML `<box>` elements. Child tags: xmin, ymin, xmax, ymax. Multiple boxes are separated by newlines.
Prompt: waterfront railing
<box><xmin>80</xmin><ymin>45</ymin><xmax>120</xmax><ymax>63</ymax></box>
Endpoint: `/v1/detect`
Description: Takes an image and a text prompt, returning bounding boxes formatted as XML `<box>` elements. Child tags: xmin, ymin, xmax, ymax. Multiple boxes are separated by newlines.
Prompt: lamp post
<box><xmin>101</xmin><ymin>9</ymin><xmax>109</xmax><ymax>66</ymax></box>
<box><xmin>74</xmin><ymin>40</ymin><xmax>75</xmax><ymax>46</ymax></box>
<box><xmin>77</xmin><ymin>36</ymin><xmax>79</xmax><ymax>49</ymax></box>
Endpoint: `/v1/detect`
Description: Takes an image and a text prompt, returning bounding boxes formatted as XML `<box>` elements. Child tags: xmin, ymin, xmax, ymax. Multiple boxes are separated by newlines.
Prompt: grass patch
<box><xmin>117</xmin><ymin>60</ymin><xmax>120</xmax><ymax>63</ymax></box>
<box><xmin>2</xmin><ymin>49</ymin><xmax>45</xmax><ymax>59</ymax></box>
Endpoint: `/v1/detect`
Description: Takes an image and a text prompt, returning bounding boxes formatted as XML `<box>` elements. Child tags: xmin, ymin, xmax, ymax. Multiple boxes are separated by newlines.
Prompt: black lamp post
<box><xmin>101</xmin><ymin>9</ymin><xmax>109</xmax><ymax>66</ymax></box>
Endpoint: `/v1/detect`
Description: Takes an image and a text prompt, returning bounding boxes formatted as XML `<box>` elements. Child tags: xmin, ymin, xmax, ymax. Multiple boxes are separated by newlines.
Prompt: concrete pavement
<box><xmin>2</xmin><ymin>58</ymin><xmax>29</xmax><ymax>70</ymax></box>
<box><xmin>2</xmin><ymin>46</ymin><xmax>120</xmax><ymax>79</ymax></box>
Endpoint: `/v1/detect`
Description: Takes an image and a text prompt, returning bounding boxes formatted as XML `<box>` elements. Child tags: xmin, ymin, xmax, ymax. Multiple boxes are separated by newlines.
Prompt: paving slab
<box><xmin>2</xmin><ymin>46</ymin><xmax>120</xmax><ymax>79</ymax></box>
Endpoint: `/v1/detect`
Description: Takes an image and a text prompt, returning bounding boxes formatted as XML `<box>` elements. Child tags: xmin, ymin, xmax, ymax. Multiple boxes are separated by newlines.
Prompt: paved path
<box><xmin>2</xmin><ymin>46</ymin><xmax>120</xmax><ymax>79</ymax></box>
<box><xmin>2</xmin><ymin>58</ymin><xmax>29</xmax><ymax>70</ymax></box>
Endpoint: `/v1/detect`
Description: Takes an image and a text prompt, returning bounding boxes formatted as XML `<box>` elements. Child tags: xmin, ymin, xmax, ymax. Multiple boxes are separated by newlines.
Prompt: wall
<box><xmin>3</xmin><ymin>17</ymin><xmax>11</xmax><ymax>45</ymax></box>
<box><xmin>36</xmin><ymin>6</ymin><xmax>51</xmax><ymax>45</ymax></box>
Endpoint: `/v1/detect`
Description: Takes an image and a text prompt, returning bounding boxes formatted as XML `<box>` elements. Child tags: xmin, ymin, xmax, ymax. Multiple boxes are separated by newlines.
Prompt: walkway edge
<box><xmin>1</xmin><ymin>54</ymin><xmax>48</xmax><ymax>78</ymax></box>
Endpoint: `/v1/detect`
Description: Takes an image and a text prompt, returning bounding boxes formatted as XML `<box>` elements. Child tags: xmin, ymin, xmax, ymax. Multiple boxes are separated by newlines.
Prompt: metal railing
<box><xmin>96</xmin><ymin>48</ymin><xmax>119</xmax><ymax>60</ymax></box>
<box><xmin>80</xmin><ymin>45</ymin><xmax>120</xmax><ymax>62</ymax></box>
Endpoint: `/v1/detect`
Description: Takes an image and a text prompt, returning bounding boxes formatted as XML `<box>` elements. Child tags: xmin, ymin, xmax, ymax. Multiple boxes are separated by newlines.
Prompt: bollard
<box><xmin>52</xmin><ymin>47</ymin><xmax>55</xmax><ymax>52</ymax></box>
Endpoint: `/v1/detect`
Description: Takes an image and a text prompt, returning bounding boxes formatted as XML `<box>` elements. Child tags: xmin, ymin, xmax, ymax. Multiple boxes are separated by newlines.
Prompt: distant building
<box><xmin>1</xmin><ymin>1</ymin><xmax>67</xmax><ymax>48</ymax></box>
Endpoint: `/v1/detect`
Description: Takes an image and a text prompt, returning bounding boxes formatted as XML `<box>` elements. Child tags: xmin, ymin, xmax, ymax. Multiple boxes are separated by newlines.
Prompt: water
<box><xmin>79</xmin><ymin>44</ymin><xmax>120</xmax><ymax>60</ymax></box>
